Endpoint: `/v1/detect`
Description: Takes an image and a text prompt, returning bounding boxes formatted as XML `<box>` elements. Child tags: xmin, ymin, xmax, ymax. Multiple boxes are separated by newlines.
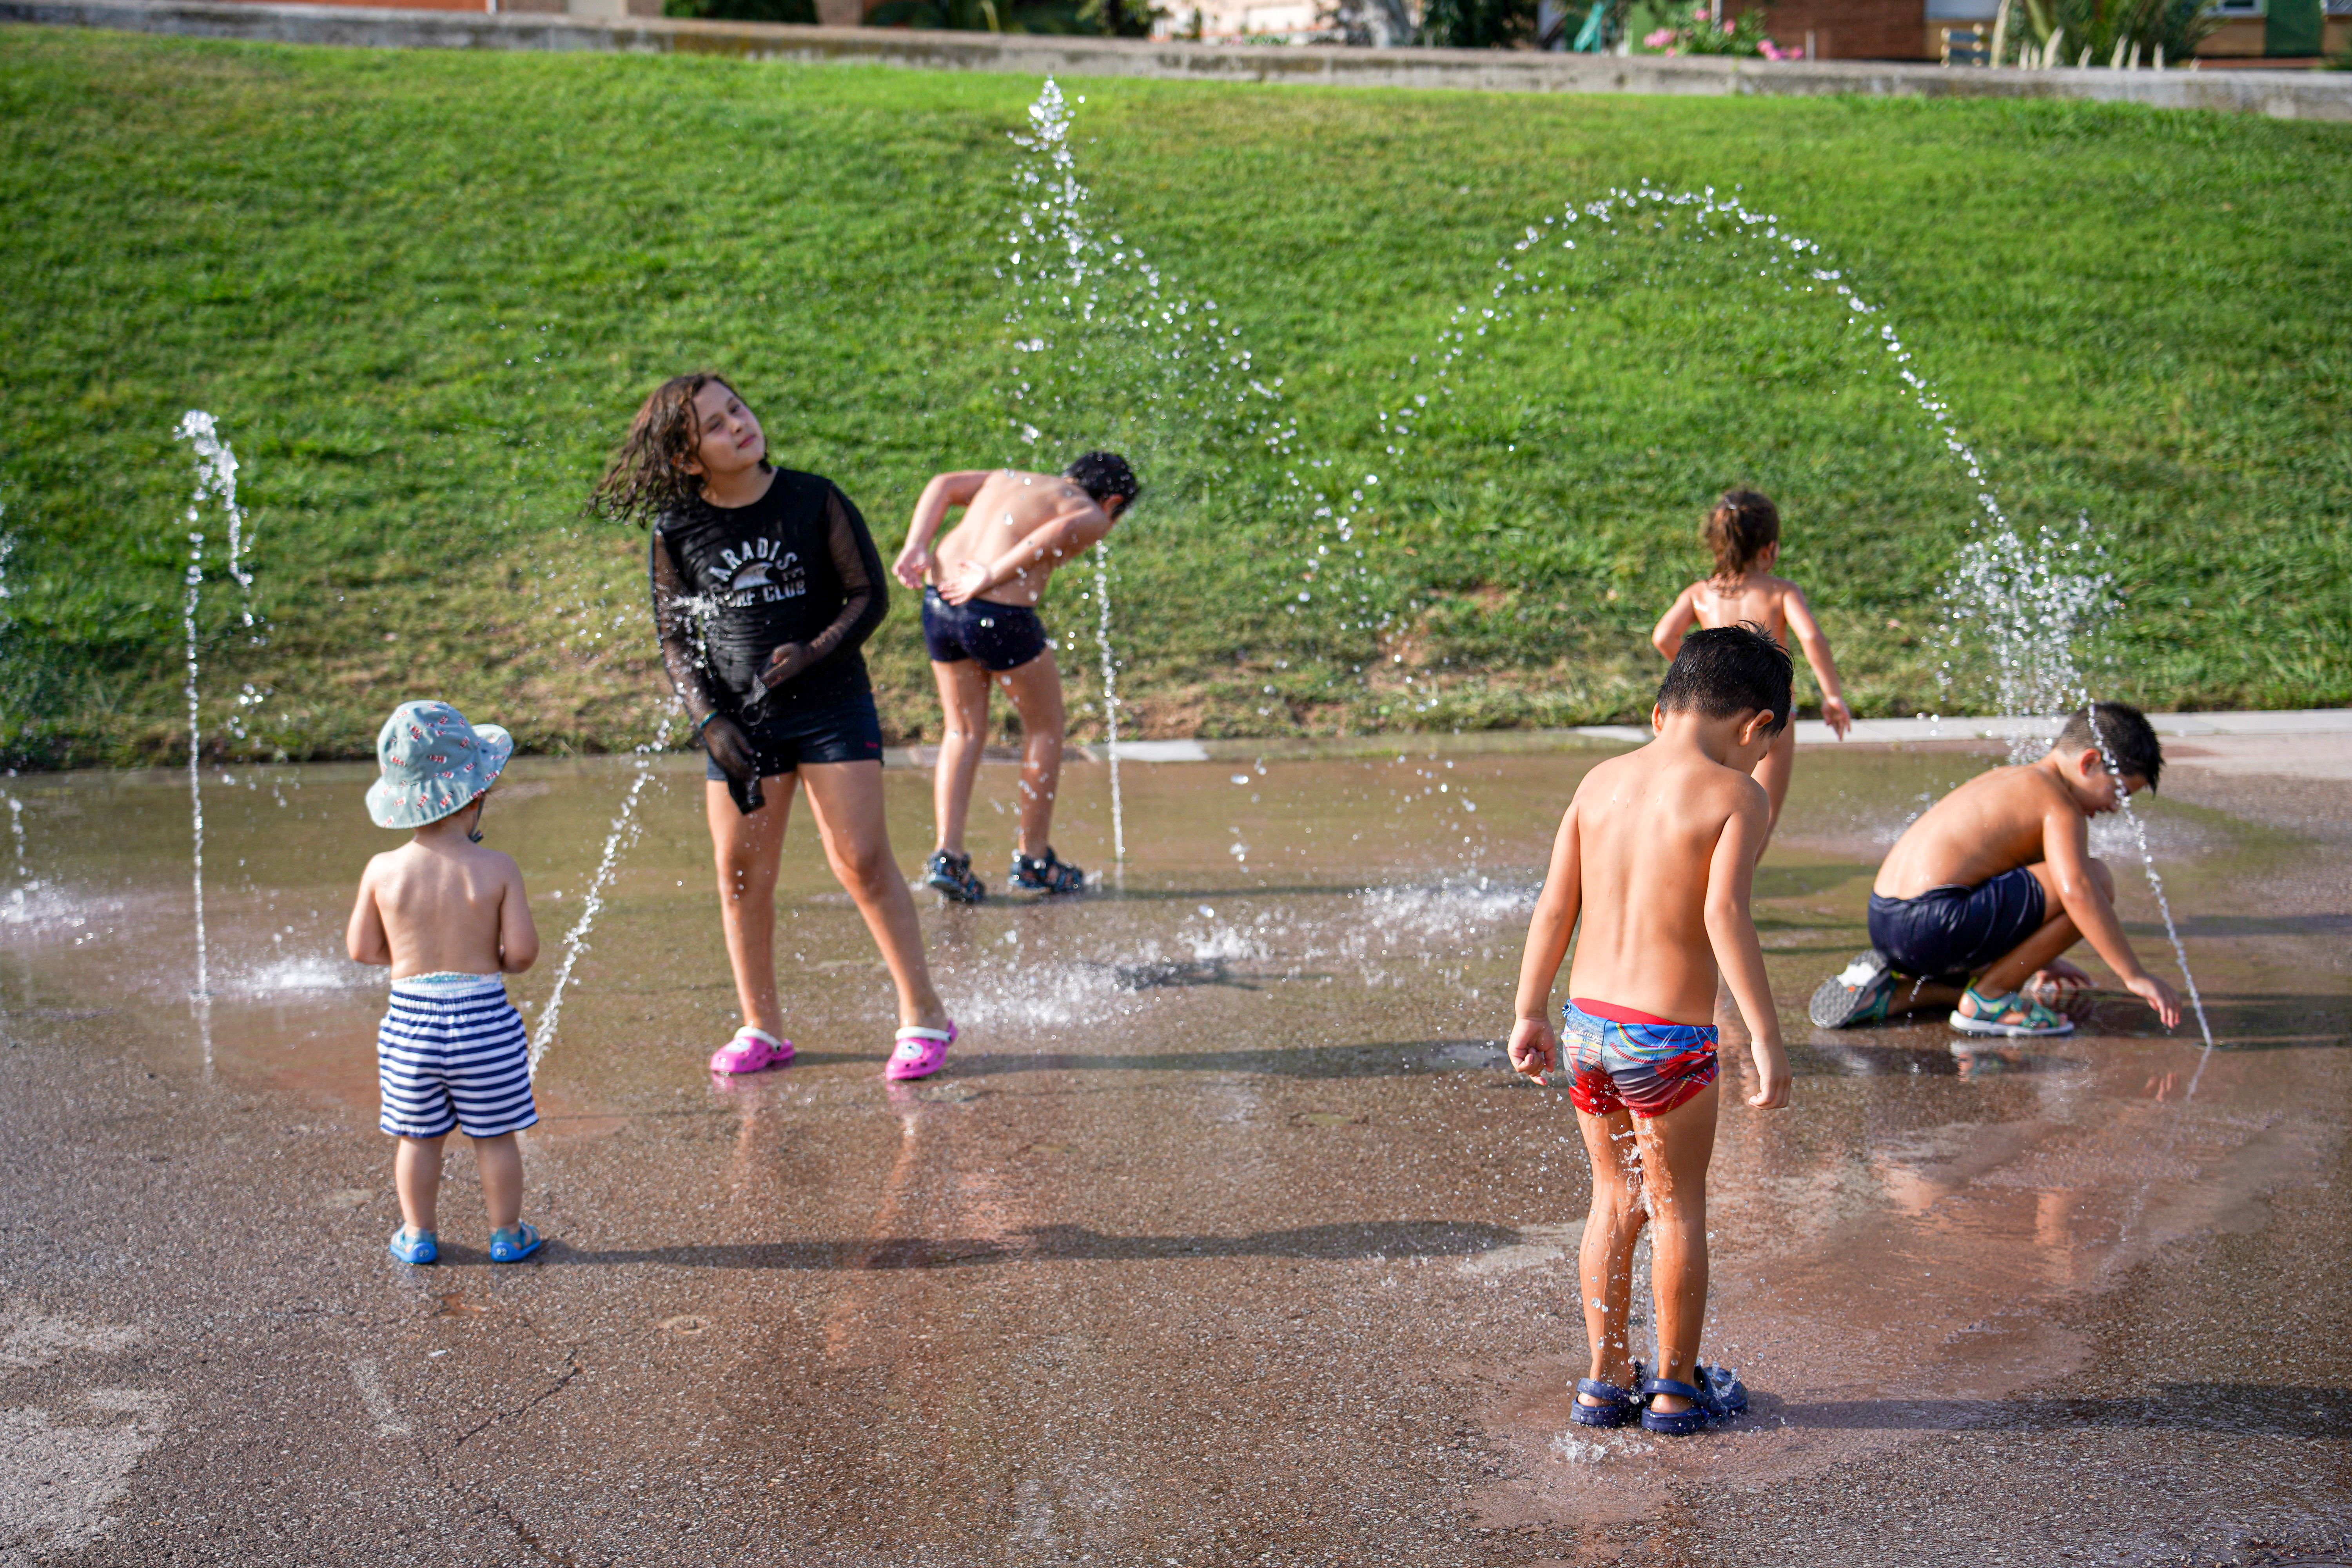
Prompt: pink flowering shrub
<box><xmin>1637</xmin><ymin>3</ymin><xmax>1780</xmax><ymax>53</ymax></box>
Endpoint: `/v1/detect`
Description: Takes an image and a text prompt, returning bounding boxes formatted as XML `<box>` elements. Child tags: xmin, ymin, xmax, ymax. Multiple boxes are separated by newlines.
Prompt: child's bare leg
<box><xmin>472</xmin><ymin>1133</ymin><xmax>523</xmax><ymax>1232</ymax></box>
<box><xmin>1631</xmin><ymin>1080</ymin><xmax>1720</xmax><ymax>1413</ymax></box>
<box><xmin>1884</xmin><ymin>975</ymin><xmax>1965</xmax><ymax>1018</ymax></box>
<box><xmin>706</xmin><ymin>777</ymin><xmax>795</xmax><ymax>1039</ymax></box>
<box><xmin>1977</xmin><ymin>858</ymin><xmax>2111</xmax><ymax>996</ymax></box>
<box><xmin>1573</xmin><ymin>1105</ymin><xmax>1647</xmax><ymax>1400</ymax></box>
<box><xmin>995</xmin><ymin>652</ymin><xmax>1067</xmax><ymax>860</ymax></box>
<box><xmin>799</xmin><ymin>760</ymin><xmax>949</xmax><ymax>1032</ymax></box>
<box><xmin>1749</xmin><ymin>723</ymin><xmax>1795</xmax><ymax>847</ymax></box>
<box><xmin>930</xmin><ymin>660</ymin><xmax>991</xmax><ymax>857</ymax></box>
<box><xmin>394</xmin><ymin>1134</ymin><xmax>447</xmax><ymax>1236</ymax></box>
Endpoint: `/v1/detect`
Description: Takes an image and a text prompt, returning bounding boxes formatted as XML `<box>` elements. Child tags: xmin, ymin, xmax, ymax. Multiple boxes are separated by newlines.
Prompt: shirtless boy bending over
<box><xmin>1809</xmin><ymin>702</ymin><xmax>2184</xmax><ymax>1039</ymax></box>
<box><xmin>893</xmin><ymin>453</ymin><xmax>1138</xmax><ymax>903</ymax></box>
<box><xmin>1508</xmin><ymin>624</ymin><xmax>1793</xmax><ymax>1437</ymax></box>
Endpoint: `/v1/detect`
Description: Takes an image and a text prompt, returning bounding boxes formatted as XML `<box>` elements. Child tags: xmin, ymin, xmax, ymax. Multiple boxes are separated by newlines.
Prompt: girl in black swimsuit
<box><xmin>594</xmin><ymin>373</ymin><xmax>958</xmax><ymax>1083</ymax></box>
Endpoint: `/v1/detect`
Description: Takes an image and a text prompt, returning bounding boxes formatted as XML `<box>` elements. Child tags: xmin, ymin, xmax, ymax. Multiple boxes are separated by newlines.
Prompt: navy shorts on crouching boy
<box><xmin>1866</xmin><ymin>866</ymin><xmax>2049</xmax><ymax>984</ymax></box>
<box><xmin>921</xmin><ymin>587</ymin><xmax>1051</xmax><ymax>673</ymax></box>
<box><xmin>702</xmin><ymin>692</ymin><xmax>885</xmax><ymax>780</ymax></box>
<box><xmin>377</xmin><ymin>972</ymin><xmax>537</xmax><ymax>1140</ymax></box>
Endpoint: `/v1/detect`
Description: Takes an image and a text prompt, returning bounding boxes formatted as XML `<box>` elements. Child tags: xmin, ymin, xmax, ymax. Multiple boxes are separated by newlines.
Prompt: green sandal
<box><xmin>1949</xmin><ymin>984</ymin><xmax>2074</xmax><ymax>1038</ymax></box>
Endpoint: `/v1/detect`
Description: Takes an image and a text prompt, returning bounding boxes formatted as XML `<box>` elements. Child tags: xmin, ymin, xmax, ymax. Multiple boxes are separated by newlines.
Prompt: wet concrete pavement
<box><xmin>1</xmin><ymin>738</ymin><xmax>2347</xmax><ymax>1566</ymax></box>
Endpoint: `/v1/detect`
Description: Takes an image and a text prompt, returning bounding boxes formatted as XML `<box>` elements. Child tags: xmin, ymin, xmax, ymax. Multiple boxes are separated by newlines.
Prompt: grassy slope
<box><xmin>0</xmin><ymin>27</ymin><xmax>2346</xmax><ymax>764</ymax></box>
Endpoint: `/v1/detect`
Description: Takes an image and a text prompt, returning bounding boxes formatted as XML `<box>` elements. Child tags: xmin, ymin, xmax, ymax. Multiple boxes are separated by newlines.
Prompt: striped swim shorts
<box><xmin>1562</xmin><ymin>996</ymin><xmax>1718</xmax><ymax>1120</ymax></box>
<box><xmin>377</xmin><ymin>972</ymin><xmax>537</xmax><ymax>1140</ymax></box>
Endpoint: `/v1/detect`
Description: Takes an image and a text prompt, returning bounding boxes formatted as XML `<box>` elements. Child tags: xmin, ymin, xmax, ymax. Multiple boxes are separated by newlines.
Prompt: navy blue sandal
<box><xmin>1639</xmin><ymin>1364</ymin><xmax>1747</xmax><ymax>1436</ymax></box>
<box><xmin>1570</xmin><ymin>1360</ymin><xmax>1647</xmax><ymax>1429</ymax></box>
<box><xmin>1009</xmin><ymin>847</ymin><xmax>1086</xmax><ymax>896</ymax></box>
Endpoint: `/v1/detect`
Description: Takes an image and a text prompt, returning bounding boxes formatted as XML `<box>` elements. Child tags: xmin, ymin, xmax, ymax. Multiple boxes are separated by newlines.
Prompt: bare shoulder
<box><xmin>1949</xmin><ymin>762</ymin><xmax>2070</xmax><ymax>827</ymax></box>
<box><xmin>1575</xmin><ymin>748</ymin><xmax>1647</xmax><ymax>800</ymax></box>
<box><xmin>1707</xmin><ymin>755</ymin><xmax>1772</xmax><ymax>821</ymax></box>
<box><xmin>478</xmin><ymin>845</ymin><xmax>524</xmax><ymax>882</ymax></box>
<box><xmin>360</xmin><ymin>844</ymin><xmax>409</xmax><ymax>882</ymax></box>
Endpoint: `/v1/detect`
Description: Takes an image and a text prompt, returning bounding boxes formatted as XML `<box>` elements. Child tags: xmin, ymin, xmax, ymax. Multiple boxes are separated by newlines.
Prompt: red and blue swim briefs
<box><xmin>1562</xmin><ymin>996</ymin><xmax>1718</xmax><ymax>1119</ymax></box>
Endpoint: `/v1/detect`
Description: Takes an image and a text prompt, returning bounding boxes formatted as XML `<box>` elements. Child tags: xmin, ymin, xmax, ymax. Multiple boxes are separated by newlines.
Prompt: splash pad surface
<box><xmin>1</xmin><ymin>738</ymin><xmax>2346</xmax><ymax>1564</ymax></box>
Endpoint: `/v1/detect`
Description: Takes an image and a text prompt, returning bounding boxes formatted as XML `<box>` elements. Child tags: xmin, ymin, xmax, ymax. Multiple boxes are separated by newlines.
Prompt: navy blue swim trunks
<box><xmin>1867</xmin><ymin>866</ymin><xmax>2049</xmax><ymax>984</ymax></box>
<box><xmin>704</xmin><ymin>692</ymin><xmax>883</xmax><ymax>780</ymax></box>
<box><xmin>922</xmin><ymin>588</ymin><xmax>1051</xmax><ymax>673</ymax></box>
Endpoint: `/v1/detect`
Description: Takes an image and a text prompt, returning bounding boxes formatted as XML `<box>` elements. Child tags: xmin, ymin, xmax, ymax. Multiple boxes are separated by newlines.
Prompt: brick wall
<box><xmin>1728</xmin><ymin>0</ymin><xmax>1930</xmax><ymax>58</ymax></box>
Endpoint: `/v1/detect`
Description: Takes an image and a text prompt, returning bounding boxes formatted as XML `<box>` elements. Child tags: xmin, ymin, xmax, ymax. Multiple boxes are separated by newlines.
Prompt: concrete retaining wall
<box><xmin>7</xmin><ymin>0</ymin><xmax>2351</xmax><ymax>118</ymax></box>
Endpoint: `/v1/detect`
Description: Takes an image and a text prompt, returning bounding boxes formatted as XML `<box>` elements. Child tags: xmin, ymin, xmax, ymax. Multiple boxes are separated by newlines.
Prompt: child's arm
<box><xmin>1650</xmin><ymin>585</ymin><xmax>1699</xmax><ymax>662</ymax></box>
<box><xmin>892</xmin><ymin>471</ymin><xmax>991</xmax><ymax>591</ymax></box>
<box><xmin>345</xmin><ymin>862</ymin><xmax>391</xmax><ymax>968</ymax></box>
<box><xmin>1703</xmin><ymin>787</ymin><xmax>1790</xmax><ymax>1108</ymax></box>
<box><xmin>940</xmin><ymin>501</ymin><xmax>1112</xmax><ymax>606</ymax></box>
<box><xmin>1781</xmin><ymin>585</ymin><xmax>1851</xmax><ymax>739</ymax></box>
<box><xmin>1508</xmin><ymin>801</ymin><xmax>1584</xmax><ymax>1080</ymax></box>
<box><xmin>496</xmin><ymin>856</ymin><xmax>540</xmax><ymax>975</ymax></box>
<box><xmin>2043</xmin><ymin>802</ymin><xmax>2181</xmax><ymax>1026</ymax></box>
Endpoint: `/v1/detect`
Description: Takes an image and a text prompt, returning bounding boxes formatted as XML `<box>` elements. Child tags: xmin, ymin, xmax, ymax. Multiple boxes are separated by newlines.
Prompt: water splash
<box><xmin>1949</xmin><ymin>517</ymin><xmax>2114</xmax><ymax>763</ymax></box>
<box><xmin>0</xmin><ymin>519</ymin><xmax>16</xmax><ymax>639</ymax></box>
<box><xmin>174</xmin><ymin>412</ymin><xmax>257</xmax><ymax>631</ymax></box>
<box><xmin>528</xmin><ymin>706</ymin><xmax>678</xmax><ymax>1074</ymax></box>
<box><xmin>177</xmin><ymin>508</ymin><xmax>209</xmax><ymax>1002</ymax></box>
<box><xmin>1093</xmin><ymin>545</ymin><xmax>1125</xmax><ymax>864</ymax></box>
<box><xmin>1001</xmin><ymin>80</ymin><xmax>1297</xmax><ymax>465</ymax></box>
<box><xmin>2083</xmin><ymin>701</ymin><xmax>2216</xmax><ymax>1069</ymax></box>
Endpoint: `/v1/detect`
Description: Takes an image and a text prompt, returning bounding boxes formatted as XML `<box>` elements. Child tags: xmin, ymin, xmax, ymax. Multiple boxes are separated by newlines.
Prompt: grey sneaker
<box><xmin>1809</xmin><ymin>949</ymin><xmax>1896</xmax><ymax>1029</ymax></box>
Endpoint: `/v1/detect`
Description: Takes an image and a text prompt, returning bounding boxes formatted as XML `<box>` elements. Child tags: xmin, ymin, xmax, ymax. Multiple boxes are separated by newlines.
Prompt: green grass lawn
<box><xmin>1</xmin><ymin>26</ymin><xmax>2347</xmax><ymax>765</ymax></box>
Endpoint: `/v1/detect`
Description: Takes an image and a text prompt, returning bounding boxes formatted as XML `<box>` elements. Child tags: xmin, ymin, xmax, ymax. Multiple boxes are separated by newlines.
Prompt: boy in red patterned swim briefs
<box><xmin>1507</xmin><ymin>624</ymin><xmax>1794</xmax><ymax>1436</ymax></box>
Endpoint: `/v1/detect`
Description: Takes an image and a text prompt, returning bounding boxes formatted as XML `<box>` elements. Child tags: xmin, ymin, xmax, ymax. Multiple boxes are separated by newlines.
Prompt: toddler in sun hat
<box><xmin>347</xmin><ymin>701</ymin><xmax>546</xmax><ymax>1267</ymax></box>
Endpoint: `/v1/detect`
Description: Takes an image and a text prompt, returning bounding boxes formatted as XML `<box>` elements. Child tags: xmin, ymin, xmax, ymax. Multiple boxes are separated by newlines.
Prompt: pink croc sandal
<box><xmin>884</xmin><ymin>1021</ymin><xmax>958</xmax><ymax>1082</ymax></box>
<box><xmin>710</xmin><ymin>1027</ymin><xmax>794</xmax><ymax>1075</ymax></box>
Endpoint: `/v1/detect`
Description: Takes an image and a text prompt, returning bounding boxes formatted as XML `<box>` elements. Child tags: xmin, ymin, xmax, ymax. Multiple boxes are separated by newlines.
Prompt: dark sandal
<box><xmin>1009</xmin><ymin>847</ymin><xmax>1086</xmax><ymax>896</ymax></box>
<box><xmin>1570</xmin><ymin>1359</ymin><xmax>1647</xmax><ymax>1429</ymax></box>
<box><xmin>1639</xmin><ymin>1364</ymin><xmax>1747</xmax><ymax>1436</ymax></box>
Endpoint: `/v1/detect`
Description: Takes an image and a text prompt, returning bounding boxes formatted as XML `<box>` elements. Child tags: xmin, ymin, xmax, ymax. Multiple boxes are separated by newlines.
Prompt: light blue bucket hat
<box><xmin>365</xmin><ymin>701</ymin><xmax>515</xmax><ymax>830</ymax></box>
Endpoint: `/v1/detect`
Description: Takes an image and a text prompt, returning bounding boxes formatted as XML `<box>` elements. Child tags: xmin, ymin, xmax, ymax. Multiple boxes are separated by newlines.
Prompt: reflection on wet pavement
<box><xmin>0</xmin><ymin>742</ymin><xmax>2346</xmax><ymax>1564</ymax></box>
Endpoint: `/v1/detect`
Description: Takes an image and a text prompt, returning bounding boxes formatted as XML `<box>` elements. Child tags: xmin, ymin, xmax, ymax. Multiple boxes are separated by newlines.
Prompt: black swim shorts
<box><xmin>1866</xmin><ymin>866</ymin><xmax>2049</xmax><ymax>984</ymax></box>
<box><xmin>703</xmin><ymin>692</ymin><xmax>884</xmax><ymax>780</ymax></box>
<box><xmin>921</xmin><ymin>588</ymin><xmax>1051</xmax><ymax>673</ymax></box>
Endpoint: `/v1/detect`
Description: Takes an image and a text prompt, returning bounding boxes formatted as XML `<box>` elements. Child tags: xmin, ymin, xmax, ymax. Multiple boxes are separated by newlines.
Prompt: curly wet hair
<box><xmin>590</xmin><ymin>372</ymin><xmax>744</xmax><ymax>527</ymax></box>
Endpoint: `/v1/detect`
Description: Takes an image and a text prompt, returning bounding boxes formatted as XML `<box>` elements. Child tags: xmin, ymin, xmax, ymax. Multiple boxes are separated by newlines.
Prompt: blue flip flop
<box><xmin>388</xmin><ymin>1227</ymin><xmax>439</xmax><ymax>1266</ymax></box>
<box><xmin>1570</xmin><ymin>1360</ymin><xmax>1648</xmax><ymax>1429</ymax></box>
<box><xmin>1640</xmin><ymin>1364</ymin><xmax>1748</xmax><ymax>1436</ymax></box>
<box><xmin>487</xmin><ymin>1223</ymin><xmax>543</xmax><ymax>1264</ymax></box>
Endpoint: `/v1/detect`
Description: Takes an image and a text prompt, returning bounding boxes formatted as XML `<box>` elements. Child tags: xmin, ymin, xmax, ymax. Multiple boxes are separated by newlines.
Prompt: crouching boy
<box><xmin>1809</xmin><ymin>702</ymin><xmax>2183</xmax><ymax>1039</ymax></box>
<box><xmin>1507</xmin><ymin>624</ymin><xmax>1794</xmax><ymax>1436</ymax></box>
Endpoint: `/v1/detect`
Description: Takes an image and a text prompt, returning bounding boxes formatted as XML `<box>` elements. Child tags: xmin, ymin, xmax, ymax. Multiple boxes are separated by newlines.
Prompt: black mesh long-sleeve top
<box><xmin>650</xmin><ymin>468</ymin><xmax>889</xmax><ymax>724</ymax></box>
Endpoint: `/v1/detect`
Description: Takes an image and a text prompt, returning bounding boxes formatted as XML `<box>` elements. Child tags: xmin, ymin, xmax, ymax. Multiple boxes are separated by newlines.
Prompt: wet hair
<box><xmin>1657</xmin><ymin>622</ymin><xmax>1792</xmax><ymax>734</ymax></box>
<box><xmin>1065</xmin><ymin>450</ymin><xmax>1140</xmax><ymax>509</ymax></box>
<box><xmin>2056</xmin><ymin>701</ymin><xmax>2162</xmax><ymax>791</ymax></box>
<box><xmin>1703</xmin><ymin>488</ymin><xmax>1781</xmax><ymax>578</ymax></box>
<box><xmin>590</xmin><ymin>372</ymin><xmax>755</xmax><ymax>527</ymax></box>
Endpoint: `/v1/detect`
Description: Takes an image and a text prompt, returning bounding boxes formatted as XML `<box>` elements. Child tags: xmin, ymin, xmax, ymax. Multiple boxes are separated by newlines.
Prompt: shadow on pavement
<box><xmin>1758</xmin><ymin>1383</ymin><xmax>2352</xmax><ymax>1439</ymax></box>
<box><xmin>557</xmin><ymin>1219</ymin><xmax>1523</xmax><ymax>1271</ymax></box>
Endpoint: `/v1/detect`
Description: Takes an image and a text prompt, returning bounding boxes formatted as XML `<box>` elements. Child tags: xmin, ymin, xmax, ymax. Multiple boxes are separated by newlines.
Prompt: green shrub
<box><xmin>663</xmin><ymin>0</ymin><xmax>818</xmax><ymax>22</ymax></box>
<box><xmin>1418</xmin><ymin>0</ymin><xmax>1536</xmax><ymax>48</ymax></box>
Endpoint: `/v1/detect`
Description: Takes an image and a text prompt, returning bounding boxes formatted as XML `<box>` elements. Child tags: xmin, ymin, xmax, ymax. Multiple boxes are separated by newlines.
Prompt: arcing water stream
<box><xmin>528</xmin><ymin>704</ymin><xmax>679</xmax><ymax>1074</ymax></box>
<box><xmin>1366</xmin><ymin>181</ymin><xmax>2213</xmax><ymax>1040</ymax></box>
